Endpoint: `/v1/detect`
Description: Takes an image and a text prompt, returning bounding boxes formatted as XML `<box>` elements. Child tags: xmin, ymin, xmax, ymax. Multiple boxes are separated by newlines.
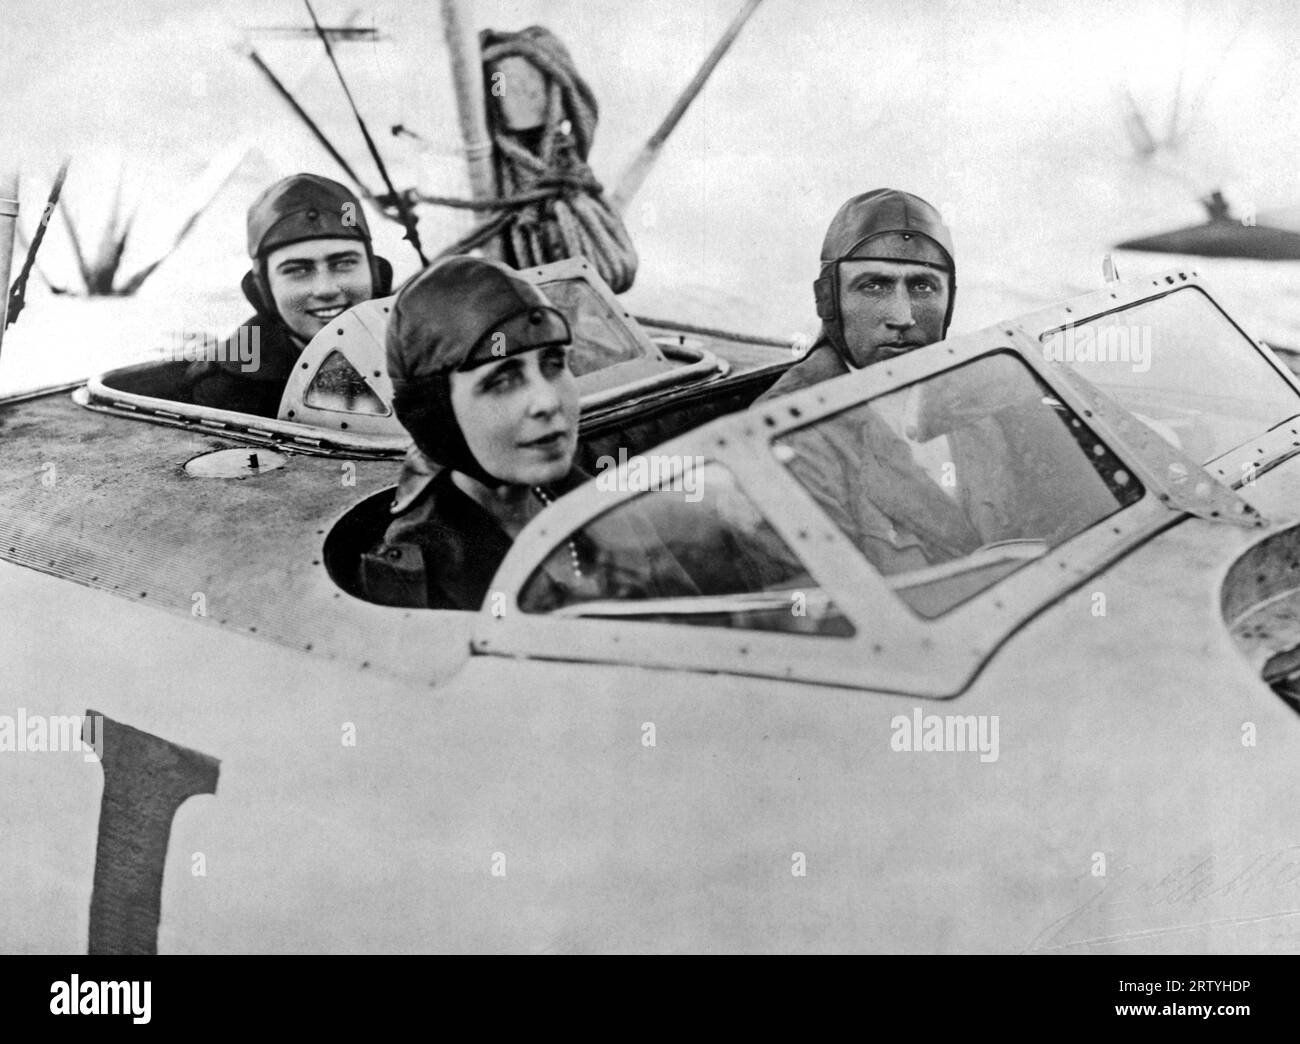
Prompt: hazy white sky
<box><xmin>3</xmin><ymin>0</ymin><xmax>1299</xmax><ymax>344</ymax></box>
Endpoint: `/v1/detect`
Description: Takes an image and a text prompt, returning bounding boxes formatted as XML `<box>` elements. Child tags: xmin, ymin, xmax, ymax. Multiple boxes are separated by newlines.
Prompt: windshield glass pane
<box><xmin>774</xmin><ymin>352</ymin><xmax>1145</xmax><ymax>618</ymax></box>
<box><xmin>518</xmin><ymin>460</ymin><xmax>854</xmax><ymax>636</ymax></box>
<box><xmin>539</xmin><ymin>278</ymin><xmax>647</xmax><ymax>375</ymax></box>
<box><xmin>303</xmin><ymin>350</ymin><xmax>390</xmax><ymax>415</ymax></box>
<box><xmin>1039</xmin><ymin>287</ymin><xmax>1300</xmax><ymax>462</ymax></box>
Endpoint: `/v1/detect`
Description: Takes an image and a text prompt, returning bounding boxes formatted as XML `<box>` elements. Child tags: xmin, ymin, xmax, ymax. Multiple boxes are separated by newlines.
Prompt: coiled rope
<box><xmin>411</xmin><ymin>26</ymin><xmax>639</xmax><ymax>293</ymax></box>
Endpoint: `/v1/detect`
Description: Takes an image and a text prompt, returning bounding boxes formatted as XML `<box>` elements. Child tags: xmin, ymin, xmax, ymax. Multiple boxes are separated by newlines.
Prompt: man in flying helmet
<box><xmin>186</xmin><ymin>173</ymin><xmax>393</xmax><ymax>417</ymax></box>
<box><xmin>757</xmin><ymin>187</ymin><xmax>955</xmax><ymax>404</ymax></box>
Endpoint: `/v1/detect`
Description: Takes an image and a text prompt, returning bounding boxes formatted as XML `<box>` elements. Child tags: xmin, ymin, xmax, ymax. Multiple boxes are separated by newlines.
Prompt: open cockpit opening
<box><xmin>1223</xmin><ymin>524</ymin><xmax>1300</xmax><ymax>715</ymax></box>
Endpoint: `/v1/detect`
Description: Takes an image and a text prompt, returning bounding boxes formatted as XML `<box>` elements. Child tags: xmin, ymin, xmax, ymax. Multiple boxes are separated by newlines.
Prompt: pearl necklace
<box><xmin>531</xmin><ymin>486</ymin><xmax>584</xmax><ymax>579</ymax></box>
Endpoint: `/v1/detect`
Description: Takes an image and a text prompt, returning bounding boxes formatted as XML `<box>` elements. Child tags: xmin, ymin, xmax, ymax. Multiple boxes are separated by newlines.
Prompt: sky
<box><xmin>3</xmin><ymin>0</ymin><xmax>1300</xmax><ymax>388</ymax></box>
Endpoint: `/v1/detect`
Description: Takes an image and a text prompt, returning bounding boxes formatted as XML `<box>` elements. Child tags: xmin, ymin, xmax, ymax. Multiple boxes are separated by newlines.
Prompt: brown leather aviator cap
<box><xmin>386</xmin><ymin>256</ymin><xmax>570</xmax><ymax>381</ymax></box>
<box><xmin>822</xmin><ymin>188</ymin><xmax>954</xmax><ymax>270</ymax></box>
<box><xmin>246</xmin><ymin>173</ymin><xmax>372</xmax><ymax>259</ymax></box>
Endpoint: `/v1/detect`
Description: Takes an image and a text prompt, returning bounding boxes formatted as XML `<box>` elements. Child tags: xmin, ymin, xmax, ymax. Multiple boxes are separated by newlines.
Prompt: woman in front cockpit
<box><xmin>360</xmin><ymin>255</ymin><xmax>694</xmax><ymax>611</ymax></box>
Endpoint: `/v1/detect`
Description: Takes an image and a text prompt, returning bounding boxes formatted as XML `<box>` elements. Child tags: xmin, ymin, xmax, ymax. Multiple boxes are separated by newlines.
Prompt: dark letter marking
<box><xmin>85</xmin><ymin>709</ymin><xmax>220</xmax><ymax>954</ymax></box>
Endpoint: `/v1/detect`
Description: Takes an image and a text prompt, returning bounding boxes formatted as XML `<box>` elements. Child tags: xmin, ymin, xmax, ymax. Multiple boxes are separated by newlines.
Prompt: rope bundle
<box><xmin>425</xmin><ymin>26</ymin><xmax>639</xmax><ymax>293</ymax></box>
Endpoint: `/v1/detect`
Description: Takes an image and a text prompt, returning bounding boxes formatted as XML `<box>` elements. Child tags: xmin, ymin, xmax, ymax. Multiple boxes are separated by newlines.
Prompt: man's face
<box><xmin>448</xmin><ymin>344</ymin><xmax>579</xmax><ymax>487</ymax></box>
<box><xmin>264</xmin><ymin>237</ymin><xmax>374</xmax><ymax>343</ymax></box>
<box><xmin>835</xmin><ymin>259</ymin><xmax>950</xmax><ymax>367</ymax></box>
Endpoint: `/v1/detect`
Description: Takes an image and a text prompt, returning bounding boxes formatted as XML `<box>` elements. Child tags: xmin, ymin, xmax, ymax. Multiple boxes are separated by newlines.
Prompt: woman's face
<box><xmin>448</xmin><ymin>344</ymin><xmax>579</xmax><ymax>486</ymax></box>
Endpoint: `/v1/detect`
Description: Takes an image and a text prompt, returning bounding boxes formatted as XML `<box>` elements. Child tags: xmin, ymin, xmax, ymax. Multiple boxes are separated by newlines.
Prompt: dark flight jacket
<box><xmin>183</xmin><ymin>312</ymin><xmax>304</xmax><ymax>418</ymax></box>
<box><xmin>358</xmin><ymin>465</ymin><xmax>704</xmax><ymax>612</ymax></box>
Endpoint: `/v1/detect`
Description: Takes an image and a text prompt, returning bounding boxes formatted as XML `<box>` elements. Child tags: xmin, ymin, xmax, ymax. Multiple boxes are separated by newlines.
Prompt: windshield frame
<box><xmin>71</xmin><ymin>258</ymin><xmax>732</xmax><ymax>459</ymax></box>
<box><xmin>1016</xmin><ymin>268</ymin><xmax>1300</xmax><ymax>483</ymax></box>
<box><xmin>477</xmin><ymin>303</ymin><xmax>1262</xmax><ymax>697</ymax></box>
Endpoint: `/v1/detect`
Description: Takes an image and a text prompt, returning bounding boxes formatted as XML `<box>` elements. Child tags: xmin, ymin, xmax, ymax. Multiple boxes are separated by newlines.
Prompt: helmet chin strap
<box><xmin>824</xmin><ymin>318</ymin><xmax>862</xmax><ymax>372</ymax></box>
<box><xmin>391</xmin><ymin>375</ymin><xmax>513</xmax><ymax>490</ymax></box>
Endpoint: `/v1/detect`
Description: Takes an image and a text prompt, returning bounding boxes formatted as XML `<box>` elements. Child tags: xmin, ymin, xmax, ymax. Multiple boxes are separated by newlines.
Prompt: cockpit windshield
<box><xmin>516</xmin><ymin>460</ymin><xmax>855</xmax><ymax>636</ymax></box>
<box><xmin>773</xmin><ymin>352</ymin><xmax>1145</xmax><ymax>617</ymax></box>
<box><xmin>512</xmin><ymin>352</ymin><xmax>1146</xmax><ymax>629</ymax></box>
<box><xmin>535</xmin><ymin>276</ymin><xmax>650</xmax><ymax>375</ymax></box>
<box><xmin>1039</xmin><ymin>287</ymin><xmax>1300</xmax><ymax>463</ymax></box>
